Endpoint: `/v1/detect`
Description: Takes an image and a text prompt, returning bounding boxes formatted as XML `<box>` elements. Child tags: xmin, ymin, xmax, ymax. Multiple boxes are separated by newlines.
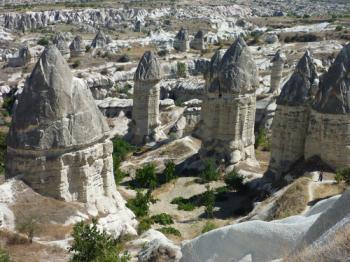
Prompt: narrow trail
<box><xmin>303</xmin><ymin>172</ymin><xmax>335</xmax><ymax>214</ymax></box>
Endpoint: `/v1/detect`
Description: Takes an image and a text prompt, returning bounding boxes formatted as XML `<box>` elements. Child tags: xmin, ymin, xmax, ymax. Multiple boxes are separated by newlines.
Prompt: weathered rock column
<box><xmin>173</xmin><ymin>27</ymin><xmax>189</xmax><ymax>52</ymax></box>
<box><xmin>269</xmin><ymin>50</ymin><xmax>285</xmax><ymax>94</ymax></box>
<box><xmin>69</xmin><ymin>35</ymin><xmax>85</xmax><ymax>57</ymax></box>
<box><xmin>53</xmin><ymin>32</ymin><xmax>70</xmax><ymax>59</ymax></box>
<box><xmin>131</xmin><ymin>51</ymin><xmax>165</xmax><ymax>145</ymax></box>
<box><xmin>269</xmin><ymin>51</ymin><xmax>318</xmax><ymax>178</ymax></box>
<box><xmin>200</xmin><ymin>37</ymin><xmax>259</xmax><ymax>165</ymax></box>
<box><xmin>305</xmin><ymin>44</ymin><xmax>350</xmax><ymax>169</ymax></box>
<box><xmin>190</xmin><ymin>30</ymin><xmax>207</xmax><ymax>51</ymax></box>
<box><xmin>5</xmin><ymin>46</ymin><xmax>127</xmax><ymax>214</ymax></box>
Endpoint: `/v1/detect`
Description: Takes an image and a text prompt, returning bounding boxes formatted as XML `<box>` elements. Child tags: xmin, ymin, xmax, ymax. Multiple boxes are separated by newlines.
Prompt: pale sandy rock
<box><xmin>200</xmin><ymin>37</ymin><xmax>258</xmax><ymax>165</ymax></box>
<box><xmin>269</xmin><ymin>51</ymin><xmax>318</xmax><ymax>178</ymax></box>
<box><xmin>269</xmin><ymin>50</ymin><xmax>285</xmax><ymax>94</ymax></box>
<box><xmin>53</xmin><ymin>32</ymin><xmax>70</xmax><ymax>59</ymax></box>
<box><xmin>173</xmin><ymin>27</ymin><xmax>190</xmax><ymax>52</ymax></box>
<box><xmin>69</xmin><ymin>35</ymin><xmax>85</xmax><ymax>57</ymax></box>
<box><xmin>5</xmin><ymin>46</ymin><xmax>136</xmax><ymax>232</ymax></box>
<box><xmin>131</xmin><ymin>51</ymin><xmax>166</xmax><ymax>144</ymax></box>
<box><xmin>305</xmin><ymin>44</ymin><xmax>350</xmax><ymax>169</ymax></box>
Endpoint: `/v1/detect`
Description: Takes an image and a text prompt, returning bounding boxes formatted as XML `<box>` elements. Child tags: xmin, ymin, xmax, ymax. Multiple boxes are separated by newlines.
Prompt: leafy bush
<box><xmin>72</xmin><ymin>60</ymin><xmax>81</xmax><ymax>69</ymax></box>
<box><xmin>255</xmin><ymin>128</ymin><xmax>270</xmax><ymax>151</ymax></box>
<box><xmin>224</xmin><ymin>170</ymin><xmax>245</xmax><ymax>191</ymax></box>
<box><xmin>138</xmin><ymin>217</ymin><xmax>153</xmax><ymax>234</ymax></box>
<box><xmin>203</xmin><ymin>185</ymin><xmax>215</xmax><ymax>218</ymax></box>
<box><xmin>112</xmin><ymin>137</ymin><xmax>136</xmax><ymax>164</ymax></box>
<box><xmin>201</xmin><ymin>221</ymin><xmax>217</xmax><ymax>234</ymax></box>
<box><xmin>100</xmin><ymin>68</ymin><xmax>109</xmax><ymax>75</ymax></box>
<box><xmin>37</xmin><ymin>37</ymin><xmax>49</xmax><ymax>46</ymax></box>
<box><xmin>126</xmin><ymin>190</ymin><xmax>153</xmax><ymax>218</ymax></box>
<box><xmin>0</xmin><ymin>247</ymin><xmax>10</xmax><ymax>262</ymax></box>
<box><xmin>200</xmin><ymin>160</ymin><xmax>219</xmax><ymax>183</ymax></box>
<box><xmin>17</xmin><ymin>216</ymin><xmax>41</xmax><ymax>244</ymax></box>
<box><xmin>2</xmin><ymin>96</ymin><xmax>15</xmax><ymax>115</ymax></box>
<box><xmin>118</xmin><ymin>55</ymin><xmax>130</xmax><ymax>63</ymax></box>
<box><xmin>69</xmin><ymin>219</ymin><xmax>130</xmax><ymax>262</ymax></box>
<box><xmin>135</xmin><ymin>164</ymin><xmax>158</xmax><ymax>189</ymax></box>
<box><xmin>171</xmin><ymin>197</ymin><xmax>195</xmax><ymax>211</ymax></box>
<box><xmin>163</xmin><ymin>161</ymin><xmax>176</xmax><ymax>183</ymax></box>
<box><xmin>336</xmin><ymin>25</ymin><xmax>343</xmax><ymax>31</ymax></box>
<box><xmin>151</xmin><ymin>213</ymin><xmax>173</xmax><ymax>225</ymax></box>
<box><xmin>85</xmin><ymin>45</ymin><xmax>91</xmax><ymax>52</ymax></box>
<box><xmin>158</xmin><ymin>227</ymin><xmax>181</xmax><ymax>237</ymax></box>
<box><xmin>335</xmin><ymin>168</ymin><xmax>350</xmax><ymax>184</ymax></box>
<box><xmin>177</xmin><ymin>62</ymin><xmax>187</xmax><ymax>78</ymax></box>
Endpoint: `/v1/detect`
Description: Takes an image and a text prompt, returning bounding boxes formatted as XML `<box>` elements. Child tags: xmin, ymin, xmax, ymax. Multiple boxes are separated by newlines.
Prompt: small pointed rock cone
<box><xmin>69</xmin><ymin>35</ymin><xmax>84</xmax><ymax>57</ymax></box>
<box><xmin>7</xmin><ymin>45</ymin><xmax>109</xmax><ymax>150</ymax></box>
<box><xmin>91</xmin><ymin>30</ymin><xmax>107</xmax><ymax>48</ymax></box>
<box><xmin>132</xmin><ymin>51</ymin><xmax>164</xmax><ymax>145</ymax></box>
<box><xmin>175</xmin><ymin>27</ymin><xmax>189</xmax><ymax>41</ymax></box>
<box><xmin>218</xmin><ymin>36</ymin><xmax>259</xmax><ymax>94</ymax></box>
<box><xmin>313</xmin><ymin>43</ymin><xmax>350</xmax><ymax>114</ymax></box>
<box><xmin>53</xmin><ymin>32</ymin><xmax>70</xmax><ymax>58</ymax></box>
<box><xmin>277</xmin><ymin>50</ymin><xmax>318</xmax><ymax>106</ymax></box>
<box><xmin>269</xmin><ymin>49</ymin><xmax>285</xmax><ymax>94</ymax></box>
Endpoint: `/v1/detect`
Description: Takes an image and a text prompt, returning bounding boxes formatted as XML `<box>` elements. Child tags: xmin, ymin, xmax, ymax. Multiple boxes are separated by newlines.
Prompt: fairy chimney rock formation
<box><xmin>131</xmin><ymin>51</ymin><xmax>165</xmax><ymax>145</ymax></box>
<box><xmin>200</xmin><ymin>37</ymin><xmax>259</xmax><ymax>165</ymax></box>
<box><xmin>8</xmin><ymin>45</ymin><xmax>32</xmax><ymax>67</ymax></box>
<box><xmin>190</xmin><ymin>30</ymin><xmax>207</xmax><ymax>50</ymax></box>
<box><xmin>269</xmin><ymin>50</ymin><xmax>285</xmax><ymax>94</ymax></box>
<box><xmin>70</xmin><ymin>35</ymin><xmax>85</xmax><ymax>57</ymax></box>
<box><xmin>91</xmin><ymin>30</ymin><xmax>108</xmax><ymax>49</ymax></box>
<box><xmin>269</xmin><ymin>51</ymin><xmax>318</xmax><ymax>178</ymax></box>
<box><xmin>53</xmin><ymin>32</ymin><xmax>70</xmax><ymax>59</ymax></box>
<box><xmin>173</xmin><ymin>27</ymin><xmax>189</xmax><ymax>52</ymax></box>
<box><xmin>5</xmin><ymin>46</ymin><xmax>127</xmax><ymax>214</ymax></box>
<box><xmin>305</xmin><ymin>43</ymin><xmax>350</xmax><ymax>169</ymax></box>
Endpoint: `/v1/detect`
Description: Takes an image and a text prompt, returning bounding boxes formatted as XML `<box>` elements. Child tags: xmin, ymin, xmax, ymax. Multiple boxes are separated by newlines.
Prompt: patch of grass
<box><xmin>162</xmin><ymin>161</ymin><xmax>176</xmax><ymax>183</ymax></box>
<box><xmin>0</xmin><ymin>247</ymin><xmax>10</xmax><ymax>262</ymax></box>
<box><xmin>177</xmin><ymin>62</ymin><xmax>187</xmax><ymax>78</ymax></box>
<box><xmin>203</xmin><ymin>185</ymin><xmax>215</xmax><ymax>218</ymax></box>
<box><xmin>138</xmin><ymin>217</ymin><xmax>153</xmax><ymax>234</ymax></box>
<box><xmin>171</xmin><ymin>197</ymin><xmax>196</xmax><ymax>211</ymax></box>
<box><xmin>158</xmin><ymin>227</ymin><xmax>181</xmax><ymax>237</ymax></box>
<box><xmin>201</xmin><ymin>221</ymin><xmax>218</xmax><ymax>234</ymax></box>
<box><xmin>273</xmin><ymin>177</ymin><xmax>310</xmax><ymax>220</ymax></box>
<box><xmin>151</xmin><ymin>213</ymin><xmax>173</xmax><ymax>225</ymax></box>
<box><xmin>112</xmin><ymin>137</ymin><xmax>135</xmax><ymax>185</ymax></box>
<box><xmin>200</xmin><ymin>159</ymin><xmax>219</xmax><ymax>183</ymax></box>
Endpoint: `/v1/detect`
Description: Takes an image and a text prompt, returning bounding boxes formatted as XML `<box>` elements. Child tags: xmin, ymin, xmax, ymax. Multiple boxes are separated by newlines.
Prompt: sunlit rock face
<box><xmin>131</xmin><ymin>51</ymin><xmax>165</xmax><ymax>145</ymax></box>
<box><xmin>269</xmin><ymin>51</ymin><xmax>318</xmax><ymax>179</ymax></box>
<box><xmin>269</xmin><ymin>49</ymin><xmax>285</xmax><ymax>94</ymax></box>
<box><xmin>173</xmin><ymin>27</ymin><xmax>190</xmax><ymax>52</ymax></box>
<box><xmin>200</xmin><ymin>37</ymin><xmax>259</xmax><ymax>165</ymax></box>
<box><xmin>305</xmin><ymin>43</ymin><xmax>350</xmax><ymax>169</ymax></box>
<box><xmin>5</xmin><ymin>46</ymin><xmax>124</xmax><ymax>214</ymax></box>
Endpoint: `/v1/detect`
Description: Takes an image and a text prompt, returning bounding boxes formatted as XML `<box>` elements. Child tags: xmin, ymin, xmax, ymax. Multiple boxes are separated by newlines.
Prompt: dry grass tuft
<box><xmin>286</xmin><ymin>224</ymin><xmax>350</xmax><ymax>262</ymax></box>
<box><xmin>313</xmin><ymin>183</ymin><xmax>347</xmax><ymax>201</ymax></box>
<box><xmin>273</xmin><ymin>177</ymin><xmax>310</xmax><ymax>220</ymax></box>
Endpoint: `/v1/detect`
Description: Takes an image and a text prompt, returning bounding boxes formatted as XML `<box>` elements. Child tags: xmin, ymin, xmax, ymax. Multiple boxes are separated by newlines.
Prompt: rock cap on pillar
<box><xmin>134</xmin><ymin>51</ymin><xmax>162</xmax><ymax>83</ymax></box>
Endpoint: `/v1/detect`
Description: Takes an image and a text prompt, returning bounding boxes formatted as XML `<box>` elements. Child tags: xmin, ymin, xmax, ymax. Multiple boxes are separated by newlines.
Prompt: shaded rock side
<box><xmin>173</xmin><ymin>27</ymin><xmax>189</xmax><ymax>52</ymax></box>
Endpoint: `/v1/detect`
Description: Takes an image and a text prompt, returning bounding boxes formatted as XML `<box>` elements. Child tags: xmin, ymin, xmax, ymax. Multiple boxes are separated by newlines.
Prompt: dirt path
<box><xmin>303</xmin><ymin>172</ymin><xmax>335</xmax><ymax>214</ymax></box>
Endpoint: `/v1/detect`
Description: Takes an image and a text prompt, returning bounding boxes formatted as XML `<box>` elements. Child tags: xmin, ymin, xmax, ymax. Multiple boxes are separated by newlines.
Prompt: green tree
<box><xmin>69</xmin><ymin>219</ymin><xmax>130</xmax><ymax>262</ymax></box>
<box><xmin>335</xmin><ymin>168</ymin><xmax>350</xmax><ymax>184</ymax></box>
<box><xmin>203</xmin><ymin>185</ymin><xmax>215</xmax><ymax>218</ymax></box>
<box><xmin>126</xmin><ymin>190</ymin><xmax>153</xmax><ymax>218</ymax></box>
<box><xmin>224</xmin><ymin>170</ymin><xmax>245</xmax><ymax>191</ymax></box>
<box><xmin>163</xmin><ymin>161</ymin><xmax>176</xmax><ymax>182</ymax></box>
<box><xmin>177</xmin><ymin>62</ymin><xmax>187</xmax><ymax>78</ymax></box>
<box><xmin>200</xmin><ymin>160</ymin><xmax>219</xmax><ymax>183</ymax></box>
<box><xmin>135</xmin><ymin>164</ymin><xmax>157</xmax><ymax>189</ymax></box>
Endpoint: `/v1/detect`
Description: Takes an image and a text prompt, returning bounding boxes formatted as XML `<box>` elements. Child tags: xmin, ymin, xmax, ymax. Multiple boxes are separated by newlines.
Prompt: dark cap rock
<box><xmin>134</xmin><ymin>51</ymin><xmax>162</xmax><ymax>82</ymax></box>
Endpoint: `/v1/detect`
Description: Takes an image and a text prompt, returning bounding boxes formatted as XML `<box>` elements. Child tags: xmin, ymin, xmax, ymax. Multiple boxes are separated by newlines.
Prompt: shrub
<box><xmin>100</xmin><ymin>68</ymin><xmax>109</xmax><ymax>75</ymax></box>
<box><xmin>157</xmin><ymin>49</ymin><xmax>169</xmax><ymax>57</ymax></box>
<box><xmin>69</xmin><ymin>219</ymin><xmax>130</xmax><ymax>262</ymax></box>
<box><xmin>118</xmin><ymin>55</ymin><xmax>130</xmax><ymax>63</ymax></box>
<box><xmin>200</xmin><ymin>160</ymin><xmax>219</xmax><ymax>183</ymax></box>
<box><xmin>158</xmin><ymin>227</ymin><xmax>181</xmax><ymax>237</ymax></box>
<box><xmin>203</xmin><ymin>185</ymin><xmax>215</xmax><ymax>218</ymax></box>
<box><xmin>138</xmin><ymin>217</ymin><xmax>153</xmax><ymax>234</ymax></box>
<box><xmin>171</xmin><ymin>197</ymin><xmax>195</xmax><ymax>211</ymax></box>
<box><xmin>85</xmin><ymin>45</ymin><xmax>91</xmax><ymax>52</ymax></box>
<box><xmin>335</xmin><ymin>168</ymin><xmax>350</xmax><ymax>184</ymax></box>
<box><xmin>255</xmin><ymin>128</ymin><xmax>270</xmax><ymax>151</ymax></box>
<box><xmin>177</xmin><ymin>62</ymin><xmax>187</xmax><ymax>78</ymax></box>
<box><xmin>72</xmin><ymin>60</ymin><xmax>81</xmax><ymax>69</ymax></box>
<box><xmin>224</xmin><ymin>170</ymin><xmax>245</xmax><ymax>191</ymax></box>
<box><xmin>114</xmin><ymin>165</ymin><xmax>127</xmax><ymax>185</ymax></box>
<box><xmin>0</xmin><ymin>247</ymin><xmax>10</xmax><ymax>262</ymax></box>
<box><xmin>112</xmin><ymin>137</ymin><xmax>136</xmax><ymax>164</ymax></box>
<box><xmin>336</xmin><ymin>25</ymin><xmax>343</xmax><ymax>31</ymax></box>
<box><xmin>201</xmin><ymin>221</ymin><xmax>217</xmax><ymax>234</ymax></box>
<box><xmin>135</xmin><ymin>164</ymin><xmax>158</xmax><ymax>189</ymax></box>
<box><xmin>17</xmin><ymin>216</ymin><xmax>41</xmax><ymax>243</ymax></box>
<box><xmin>151</xmin><ymin>213</ymin><xmax>173</xmax><ymax>225</ymax></box>
<box><xmin>163</xmin><ymin>161</ymin><xmax>176</xmax><ymax>183</ymax></box>
<box><xmin>126</xmin><ymin>190</ymin><xmax>153</xmax><ymax>218</ymax></box>
<box><xmin>2</xmin><ymin>96</ymin><xmax>15</xmax><ymax>115</ymax></box>
<box><xmin>37</xmin><ymin>37</ymin><xmax>49</xmax><ymax>46</ymax></box>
